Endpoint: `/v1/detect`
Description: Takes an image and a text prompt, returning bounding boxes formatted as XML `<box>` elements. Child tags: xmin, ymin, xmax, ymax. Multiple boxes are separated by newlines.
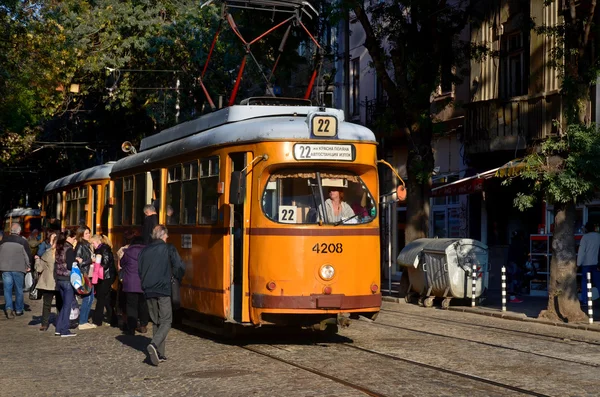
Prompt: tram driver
<box><xmin>317</xmin><ymin>186</ymin><xmax>356</xmax><ymax>224</ymax></box>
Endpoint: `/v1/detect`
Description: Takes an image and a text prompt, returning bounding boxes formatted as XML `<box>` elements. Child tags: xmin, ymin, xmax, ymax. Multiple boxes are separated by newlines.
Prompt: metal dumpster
<box><xmin>397</xmin><ymin>238</ymin><xmax>489</xmax><ymax>308</ymax></box>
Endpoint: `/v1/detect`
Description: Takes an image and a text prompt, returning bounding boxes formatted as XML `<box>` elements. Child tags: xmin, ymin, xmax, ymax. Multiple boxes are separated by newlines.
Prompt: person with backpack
<box><xmin>54</xmin><ymin>230</ymin><xmax>77</xmax><ymax>337</ymax></box>
<box><xmin>138</xmin><ymin>225</ymin><xmax>185</xmax><ymax>366</ymax></box>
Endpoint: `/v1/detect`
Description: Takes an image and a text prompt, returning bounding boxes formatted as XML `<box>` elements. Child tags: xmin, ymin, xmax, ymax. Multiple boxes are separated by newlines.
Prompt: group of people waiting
<box><xmin>1</xmin><ymin>222</ymin><xmax>156</xmax><ymax>339</ymax></box>
<box><xmin>1</xmin><ymin>207</ymin><xmax>186</xmax><ymax>366</ymax></box>
<box><xmin>32</xmin><ymin>225</ymin><xmax>117</xmax><ymax>336</ymax></box>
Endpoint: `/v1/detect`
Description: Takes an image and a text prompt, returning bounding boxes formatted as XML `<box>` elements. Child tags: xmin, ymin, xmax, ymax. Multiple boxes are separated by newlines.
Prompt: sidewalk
<box><xmin>381</xmin><ymin>280</ymin><xmax>600</xmax><ymax>333</ymax></box>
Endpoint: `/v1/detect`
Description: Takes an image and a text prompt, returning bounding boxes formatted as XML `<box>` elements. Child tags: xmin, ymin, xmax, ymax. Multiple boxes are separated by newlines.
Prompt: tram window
<box><xmin>78</xmin><ymin>187</ymin><xmax>87</xmax><ymax>226</ymax></box>
<box><xmin>67</xmin><ymin>189</ymin><xmax>78</xmax><ymax>226</ymax></box>
<box><xmin>199</xmin><ymin>157</ymin><xmax>219</xmax><ymax>224</ymax></box>
<box><xmin>261</xmin><ymin>170</ymin><xmax>376</xmax><ymax>225</ymax></box>
<box><xmin>133</xmin><ymin>173</ymin><xmax>146</xmax><ymax>225</ymax></box>
<box><xmin>182</xmin><ymin>162</ymin><xmax>198</xmax><ymax>225</ymax></box>
<box><xmin>123</xmin><ymin>176</ymin><xmax>134</xmax><ymax>226</ymax></box>
<box><xmin>150</xmin><ymin>170</ymin><xmax>161</xmax><ymax>213</ymax></box>
<box><xmin>167</xmin><ymin>166</ymin><xmax>181</xmax><ymax>225</ymax></box>
<box><xmin>113</xmin><ymin>179</ymin><xmax>123</xmax><ymax>226</ymax></box>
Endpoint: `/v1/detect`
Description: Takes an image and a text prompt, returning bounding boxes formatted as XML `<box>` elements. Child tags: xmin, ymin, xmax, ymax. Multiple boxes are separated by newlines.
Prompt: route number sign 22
<box><xmin>278</xmin><ymin>205</ymin><xmax>297</xmax><ymax>224</ymax></box>
<box><xmin>311</xmin><ymin>115</ymin><xmax>337</xmax><ymax>137</ymax></box>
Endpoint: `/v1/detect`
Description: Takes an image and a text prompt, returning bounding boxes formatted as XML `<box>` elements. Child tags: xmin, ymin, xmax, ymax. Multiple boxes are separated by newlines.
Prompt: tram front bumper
<box><xmin>251</xmin><ymin>293</ymin><xmax>381</xmax><ymax>310</ymax></box>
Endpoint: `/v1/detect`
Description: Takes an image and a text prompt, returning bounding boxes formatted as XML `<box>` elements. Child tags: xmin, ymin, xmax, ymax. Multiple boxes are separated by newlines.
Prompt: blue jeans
<box><xmin>580</xmin><ymin>266</ymin><xmax>600</xmax><ymax>303</ymax></box>
<box><xmin>56</xmin><ymin>280</ymin><xmax>75</xmax><ymax>335</ymax></box>
<box><xmin>79</xmin><ymin>285</ymin><xmax>94</xmax><ymax>325</ymax></box>
<box><xmin>2</xmin><ymin>272</ymin><xmax>25</xmax><ymax>313</ymax></box>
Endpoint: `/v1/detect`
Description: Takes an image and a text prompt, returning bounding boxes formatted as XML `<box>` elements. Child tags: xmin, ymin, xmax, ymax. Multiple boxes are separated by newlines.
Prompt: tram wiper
<box><xmin>315</xmin><ymin>172</ymin><xmax>328</xmax><ymax>225</ymax></box>
<box><xmin>333</xmin><ymin>213</ymin><xmax>359</xmax><ymax>226</ymax></box>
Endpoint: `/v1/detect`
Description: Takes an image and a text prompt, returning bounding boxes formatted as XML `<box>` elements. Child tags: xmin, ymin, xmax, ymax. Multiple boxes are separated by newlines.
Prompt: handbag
<box><xmin>24</xmin><ymin>272</ymin><xmax>33</xmax><ymax>291</ymax></box>
<box><xmin>29</xmin><ymin>279</ymin><xmax>41</xmax><ymax>300</ymax></box>
<box><xmin>171</xmin><ymin>276</ymin><xmax>181</xmax><ymax>310</ymax></box>
<box><xmin>168</xmin><ymin>246</ymin><xmax>182</xmax><ymax>310</ymax></box>
<box><xmin>70</xmin><ymin>263</ymin><xmax>93</xmax><ymax>295</ymax></box>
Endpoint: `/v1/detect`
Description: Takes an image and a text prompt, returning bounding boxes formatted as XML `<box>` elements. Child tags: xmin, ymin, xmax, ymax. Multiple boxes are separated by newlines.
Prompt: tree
<box><xmin>338</xmin><ymin>0</ymin><xmax>475</xmax><ymax>243</ymax></box>
<box><xmin>509</xmin><ymin>0</ymin><xmax>600</xmax><ymax>322</ymax></box>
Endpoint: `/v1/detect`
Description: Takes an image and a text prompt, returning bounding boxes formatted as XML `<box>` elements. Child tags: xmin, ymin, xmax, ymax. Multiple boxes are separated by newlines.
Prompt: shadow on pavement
<box><xmin>115</xmin><ymin>334</ymin><xmax>153</xmax><ymax>353</ymax></box>
<box><xmin>174</xmin><ymin>321</ymin><xmax>354</xmax><ymax>347</ymax></box>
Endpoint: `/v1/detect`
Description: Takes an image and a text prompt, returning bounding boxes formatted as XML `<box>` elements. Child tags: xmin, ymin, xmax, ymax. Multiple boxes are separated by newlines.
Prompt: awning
<box><xmin>431</xmin><ymin>159</ymin><xmax>524</xmax><ymax>197</ymax></box>
<box><xmin>431</xmin><ymin>168</ymin><xmax>499</xmax><ymax>197</ymax></box>
<box><xmin>495</xmin><ymin>159</ymin><xmax>525</xmax><ymax>177</ymax></box>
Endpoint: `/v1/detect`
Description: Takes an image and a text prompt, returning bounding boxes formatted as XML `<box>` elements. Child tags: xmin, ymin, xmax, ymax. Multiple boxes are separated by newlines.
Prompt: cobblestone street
<box><xmin>1</xmin><ymin>294</ymin><xmax>599</xmax><ymax>397</ymax></box>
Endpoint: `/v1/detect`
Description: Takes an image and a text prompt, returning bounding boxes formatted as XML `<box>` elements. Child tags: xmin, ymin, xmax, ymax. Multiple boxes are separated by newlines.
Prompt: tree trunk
<box><xmin>405</xmin><ymin>123</ymin><xmax>434</xmax><ymax>244</ymax></box>
<box><xmin>539</xmin><ymin>202</ymin><xmax>587</xmax><ymax>322</ymax></box>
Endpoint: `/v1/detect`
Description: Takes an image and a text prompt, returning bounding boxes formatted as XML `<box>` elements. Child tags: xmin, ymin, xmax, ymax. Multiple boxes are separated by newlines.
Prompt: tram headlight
<box><xmin>319</xmin><ymin>264</ymin><xmax>335</xmax><ymax>281</ymax></box>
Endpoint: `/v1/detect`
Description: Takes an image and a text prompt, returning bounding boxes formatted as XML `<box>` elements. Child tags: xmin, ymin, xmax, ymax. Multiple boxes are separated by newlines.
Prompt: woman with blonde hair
<box><xmin>90</xmin><ymin>234</ymin><xmax>116</xmax><ymax>326</ymax></box>
<box><xmin>34</xmin><ymin>232</ymin><xmax>62</xmax><ymax>331</ymax></box>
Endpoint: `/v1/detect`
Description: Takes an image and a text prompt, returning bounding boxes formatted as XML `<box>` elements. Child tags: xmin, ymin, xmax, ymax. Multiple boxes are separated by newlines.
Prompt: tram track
<box><xmin>240</xmin><ymin>345</ymin><xmax>389</xmax><ymax>397</ymax></box>
<box><xmin>362</xmin><ymin>316</ymin><xmax>600</xmax><ymax>368</ymax></box>
<box><xmin>241</xmin><ymin>342</ymin><xmax>550</xmax><ymax>397</ymax></box>
<box><xmin>380</xmin><ymin>307</ymin><xmax>600</xmax><ymax>346</ymax></box>
<box><xmin>338</xmin><ymin>343</ymin><xmax>551</xmax><ymax>397</ymax></box>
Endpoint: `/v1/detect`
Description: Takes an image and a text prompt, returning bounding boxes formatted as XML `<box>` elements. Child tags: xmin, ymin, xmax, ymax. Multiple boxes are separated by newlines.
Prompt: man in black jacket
<box><xmin>138</xmin><ymin>224</ymin><xmax>185</xmax><ymax>366</ymax></box>
<box><xmin>141</xmin><ymin>205</ymin><xmax>158</xmax><ymax>245</ymax></box>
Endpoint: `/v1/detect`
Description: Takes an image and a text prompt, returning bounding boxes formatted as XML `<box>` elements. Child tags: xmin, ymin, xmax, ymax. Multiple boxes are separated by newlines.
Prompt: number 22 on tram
<box><xmin>110</xmin><ymin>101</ymin><xmax>381</xmax><ymax>330</ymax></box>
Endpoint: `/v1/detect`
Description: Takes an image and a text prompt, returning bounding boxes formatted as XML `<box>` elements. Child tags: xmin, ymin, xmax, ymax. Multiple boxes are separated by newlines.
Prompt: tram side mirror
<box><xmin>396</xmin><ymin>185</ymin><xmax>407</xmax><ymax>202</ymax></box>
<box><xmin>229</xmin><ymin>171</ymin><xmax>246</xmax><ymax>205</ymax></box>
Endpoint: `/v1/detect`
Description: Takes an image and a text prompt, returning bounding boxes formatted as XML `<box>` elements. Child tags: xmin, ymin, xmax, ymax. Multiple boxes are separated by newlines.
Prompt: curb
<box><xmin>381</xmin><ymin>296</ymin><xmax>600</xmax><ymax>333</ymax></box>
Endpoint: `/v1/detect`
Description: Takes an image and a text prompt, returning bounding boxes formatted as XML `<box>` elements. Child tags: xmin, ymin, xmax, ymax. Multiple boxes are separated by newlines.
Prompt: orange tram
<box><xmin>43</xmin><ymin>99</ymin><xmax>382</xmax><ymax>332</ymax></box>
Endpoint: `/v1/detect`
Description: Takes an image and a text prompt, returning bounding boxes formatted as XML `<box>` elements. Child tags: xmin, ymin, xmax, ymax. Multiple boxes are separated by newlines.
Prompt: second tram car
<box><xmin>110</xmin><ymin>99</ymin><xmax>382</xmax><ymax>330</ymax></box>
<box><xmin>3</xmin><ymin>208</ymin><xmax>42</xmax><ymax>238</ymax></box>
<box><xmin>43</xmin><ymin>162</ymin><xmax>114</xmax><ymax>237</ymax></box>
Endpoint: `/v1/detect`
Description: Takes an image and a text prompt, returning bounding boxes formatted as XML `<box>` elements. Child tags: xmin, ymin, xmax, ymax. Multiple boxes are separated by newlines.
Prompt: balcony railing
<box><xmin>365</xmin><ymin>97</ymin><xmax>388</xmax><ymax>130</ymax></box>
<box><xmin>464</xmin><ymin>92</ymin><xmax>562</xmax><ymax>154</ymax></box>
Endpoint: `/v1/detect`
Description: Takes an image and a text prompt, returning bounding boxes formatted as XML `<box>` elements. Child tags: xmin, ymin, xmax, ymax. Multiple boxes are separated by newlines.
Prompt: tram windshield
<box><xmin>262</xmin><ymin>170</ymin><xmax>376</xmax><ymax>225</ymax></box>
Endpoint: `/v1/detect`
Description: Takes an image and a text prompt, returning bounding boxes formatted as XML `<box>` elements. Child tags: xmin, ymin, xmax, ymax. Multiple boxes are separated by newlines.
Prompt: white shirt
<box><xmin>577</xmin><ymin>232</ymin><xmax>600</xmax><ymax>267</ymax></box>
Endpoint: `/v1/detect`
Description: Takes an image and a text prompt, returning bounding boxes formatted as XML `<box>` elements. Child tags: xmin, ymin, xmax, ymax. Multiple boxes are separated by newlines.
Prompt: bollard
<box><xmin>471</xmin><ymin>263</ymin><xmax>477</xmax><ymax>307</ymax></box>
<box><xmin>501</xmin><ymin>266</ymin><xmax>507</xmax><ymax>312</ymax></box>
<box><xmin>587</xmin><ymin>272</ymin><xmax>594</xmax><ymax>324</ymax></box>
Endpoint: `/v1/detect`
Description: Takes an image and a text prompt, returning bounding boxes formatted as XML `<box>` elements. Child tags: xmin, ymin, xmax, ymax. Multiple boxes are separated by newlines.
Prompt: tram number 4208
<box><xmin>312</xmin><ymin>243</ymin><xmax>343</xmax><ymax>254</ymax></box>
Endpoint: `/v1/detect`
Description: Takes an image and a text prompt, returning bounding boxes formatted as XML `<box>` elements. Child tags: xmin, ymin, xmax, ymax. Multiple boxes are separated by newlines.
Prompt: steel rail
<box><xmin>380</xmin><ymin>308</ymin><xmax>600</xmax><ymax>346</ymax></box>
<box><xmin>241</xmin><ymin>345</ymin><xmax>389</xmax><ymax>397</ymax></box>
<box><xmin>361</xmin><ymin>318</ymin><xmax>600</xmax><ymax>368</ymax></box>
<box><xmin>340</xmin><ymin>344</ymin><xmax>551</xmax><ymax>397</ymax></box>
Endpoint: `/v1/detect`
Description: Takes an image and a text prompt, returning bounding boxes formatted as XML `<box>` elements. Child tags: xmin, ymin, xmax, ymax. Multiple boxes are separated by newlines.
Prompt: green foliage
<box><xmin>510</xmin><ymin>123</ymin><xmax>600</xmax><ymax>210</ymax></box>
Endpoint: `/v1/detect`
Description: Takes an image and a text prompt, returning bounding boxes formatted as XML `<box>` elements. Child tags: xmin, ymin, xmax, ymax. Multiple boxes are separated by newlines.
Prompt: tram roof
<box><xmin>112</xmin><ymin>105</ymin><xmax>376</xmax><ymax>175</ymax></box>
<box><xmin>44</xmin><ymin>162</ymin><xmax>115</xmax><ymax>193</ymax></box>
<box><xmin>4</xmin><ymin>208</ymin><xmax>41</xmax><ymax>218</ymax></box>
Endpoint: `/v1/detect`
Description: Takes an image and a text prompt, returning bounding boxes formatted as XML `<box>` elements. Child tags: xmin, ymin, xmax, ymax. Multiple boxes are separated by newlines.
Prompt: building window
<box><xmin>500</xmin><ymin>31</ymin><xmax>527</xmax><ymax>98</ymax></box>
<box><xmin>319</xmin><ymin>91</ymin><xmax>334</xmax><ymax>107</ymax></box>
<box><xmin>167</xmin><ymin>166</ymin><xmax>182</xmax><ymax>225</ymax></box>
<box><xmin>440</xmin><ymin>37</ymin><xmax>454</xmax><ymax>94</ymax></box>
<box><xmin>430</xmin><ymin>176</ymin><xmax>462</xmax><ymax>238</ymax></box>
<box><xmin>351</xmin><ymin>57</ymin><xmax>360</xmax><ymax>117</ymax></box>
<box><xmin>199</xmin><ymin>157</ymin><xmax>220</xmax><ymax>224</ymax></box>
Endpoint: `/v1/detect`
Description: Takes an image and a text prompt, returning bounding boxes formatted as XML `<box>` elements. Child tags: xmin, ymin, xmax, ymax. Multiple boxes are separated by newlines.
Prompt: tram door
<box><xmin>229</xmin><ymin>152</ymin><xmax>247</xmax><ymax>322</ymax></box>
